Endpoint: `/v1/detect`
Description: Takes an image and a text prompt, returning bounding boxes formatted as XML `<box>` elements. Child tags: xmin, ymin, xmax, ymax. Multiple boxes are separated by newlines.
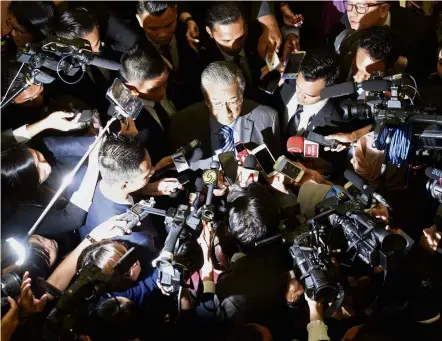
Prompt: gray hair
<box><xmin>201</xmin><ymin>61</ymin><xmax>246</xmax><ymax>99</ymax></box>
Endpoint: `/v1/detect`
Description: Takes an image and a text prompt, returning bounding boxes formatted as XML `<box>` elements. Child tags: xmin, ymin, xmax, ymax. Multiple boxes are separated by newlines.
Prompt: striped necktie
<box><xmin>219</xmin><ymin>125</ymin><xmax>234</xmax><ymax>153</ymax></box>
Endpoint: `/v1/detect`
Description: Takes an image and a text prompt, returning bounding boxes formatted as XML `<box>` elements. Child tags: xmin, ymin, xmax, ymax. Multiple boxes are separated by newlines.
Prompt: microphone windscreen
<box><xmin>188</xmin><ymin>147</ymin><xmax>203</xmax><ymax>163</ymax></box>
<box><xmin>360</xmin><ymin>80</ymin><xmax>390</xmax><ymax>92</ymax></box>
<box><xmin>194</xmin><ymin>177</ymin><xmax>204</xmax><ymax>192</ymax></box>
<box><xmin>243</xmin><ymin>155</ymin><xmax>257</xmax><ymax>170</ymax></box>
<box><xmin>210</xmin><ymin>160</ymin><xmax>220</xmax><ymax>170</ymax></box>
<box><xmin>344</xmin><ymin>169</ymin><xmax>372</xmax><ymax>194</ymax></box>
<box><xmin>90</xmin><ymin>56</ymin><xmax>121</xmax><ymax>70</ymax></box>
<box><xmin>287</xmin><ymin>136</ymin><xmax>304</xmax><ymax>154</ymax></box>
<box><xmin>425</xmin><ymin>167</ymin><xmax>442</xmax><ymax>181</ymax></box>
<box><xmin>320</xmin><ymin>82</ymin><xmax>356</xmax><ymax>99</ymax></box>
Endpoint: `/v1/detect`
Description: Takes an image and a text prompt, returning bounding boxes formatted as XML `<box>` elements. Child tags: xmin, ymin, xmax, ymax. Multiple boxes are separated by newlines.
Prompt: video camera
<box><xmin>320</xmin><ymin>74</ymin><xmax>442</xmax><ymax>166</ymax></box>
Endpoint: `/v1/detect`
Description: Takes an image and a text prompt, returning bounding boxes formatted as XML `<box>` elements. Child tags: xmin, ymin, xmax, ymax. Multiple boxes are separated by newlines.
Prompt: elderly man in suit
<box><xmin>169</xmin><ymin>61</ymin><xmax>281</xmax><ymax>170</ymax></box>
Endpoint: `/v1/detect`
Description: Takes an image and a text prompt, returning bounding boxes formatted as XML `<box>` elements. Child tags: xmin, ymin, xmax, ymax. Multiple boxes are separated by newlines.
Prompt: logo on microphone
<box><xmin>202</xmin><ymin>170</ymin><xmax>218</xmax><ymax>185</ymax></box>
<box><xmin>172</xmin><ymin>152</ymin><xmax>189</xmax><ymax>173</ymax></box>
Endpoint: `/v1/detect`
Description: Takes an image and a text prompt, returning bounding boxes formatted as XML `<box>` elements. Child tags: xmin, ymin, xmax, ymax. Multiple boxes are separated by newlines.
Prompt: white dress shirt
<box><xmin>284</xmin><ymin>92</ymin><xmax>328</xmax><ymax>133</ymax></box>
<box><xmin>140</xmin><ymin>96</ymin><xmax>176</xmax><ymax>131</ymax></box>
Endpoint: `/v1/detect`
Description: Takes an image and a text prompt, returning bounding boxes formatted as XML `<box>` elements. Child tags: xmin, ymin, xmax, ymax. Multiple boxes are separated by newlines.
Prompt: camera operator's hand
<box><xmin>285</xmin><ymin>271</ymin><xmax>305</xmax><ymax>305</ymax></box>
<box><xmin>18</xmin><ymin>272</ymin><xmax>48</xmax><ymax>315</ymax></box>
<box><xmin>282</xmin><ymin>33</ymin><xmax>300</xmax><ymax>65</ymax></box>
<box><xmin>420</xmin><ymin>226</ymin><xmax>441</xmax><ymax>254</ymax></box>
<box><xmin>119</xmin><ymin>117</ymin><xmax>138</xmax><ymax>137</ymax></box>
<box><xmin>293</xmin><ymin>162</ymin><xmax>333</xmax><ymax>186</ymax></box>
<box><xmin>368</xmin><ymin>203</ymin><xmax>390</xmax><ymax>222</ymax></box>
<box><xmin>305</xmin><ymin>293</ymin><xmax>324</xmax><ymax>322</ymax></box>
<box><xmin>88</xmin><ymin>214</ymin><xmax>134</xmax><ymax>240</ymax></box>
<box><xmin>144</xmin><ymin>178</ymin><xmax>184</xmax><ymax>196</ymax></box>
<box><xmin>324</xmin><ymin>133</ymin><xmax>354</xmax><ymax>152</ymax></box>
<box><xmin>44</xmin><ymin>111</ymin><xmax>84</xmax><ymax>132</ymax></box>
<box><xmin>1</xmin><ymin>297</ymin><xmax>19</xmax><ymax>341</ymax></box>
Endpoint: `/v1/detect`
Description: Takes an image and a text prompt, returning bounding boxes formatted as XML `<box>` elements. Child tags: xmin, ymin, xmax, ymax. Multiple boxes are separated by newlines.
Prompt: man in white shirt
<box><xmin>280</xmin><ymin>52</ymin><xmax>342</xmax><ymax>139</ymax></box>
<box><xmin>119</xmin><ymin>42</ymin><xmax>176</xmax><ymax>165</ymax></box>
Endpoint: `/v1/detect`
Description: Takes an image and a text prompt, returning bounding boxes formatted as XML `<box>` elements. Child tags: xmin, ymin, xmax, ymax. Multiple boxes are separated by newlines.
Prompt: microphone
<box><xmin>177</xmin><ymin>139</ymin><xmax>201</xmax><ymax>156</ymax></box>
<box><xmin>425</xmin><ymin>167</ymin><xmax>442</xmax><ymax>183</ymax></box>
<box><xmin>320</xmin><ymin>80</ymin><xmax>391</xmax><ymax>99</ymax></box>
<box><xmin>344</xmin><ymin>169</ymin><xmax>391</xmax><ymax>209</ymax></box>
<box><xmin>89</xmin><ymin>56</ymin><xmax>121</xmax><ymax>71</ymax></box>
<box><xmin>238</xmin><ymin>155</ymin><xmax>260</xmax><ymax>187</ymax></box>
<box><xmin>287</xmin><ymin>136</ymin><xmax>304</xmax><ymax>154</ymax></box>
<box><xmin>152</xmin><ymin>145</ymin><xmax>203</xmax><ymax>179</ymax></box>
<box><xmin>320</xmin><ymin>81</ymin><xmax>356</xmax><ymax>99</ymax></box>
<box><xmin>203</xmin><ymin>161</ymin><xmax>220</xmax><ymax>207</ymax></box>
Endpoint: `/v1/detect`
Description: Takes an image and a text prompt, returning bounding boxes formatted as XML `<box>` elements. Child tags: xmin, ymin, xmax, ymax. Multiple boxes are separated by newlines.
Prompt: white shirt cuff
<box><xmin>307</xmin><ymin>320</ymin><xmax>330</xmax><ymax>341</ymax></box>
<box><xmin>12</xmin><ymin>125</ymin><xmax>31</xmax><ymax>143</ymax></box>
<box><xmin>282</xmin><ymin>25</ymin><xmax>300</xmax><ymax>39</ymax></box>
<box><xmin>70</xmin><ymin>191</ymin><xmax>92</xmax><ymax>212</ymax></box>
<box><xmin>203</xmin><ymin>281</ymin><xmax>216</xmax><ymax>294</ymax></box>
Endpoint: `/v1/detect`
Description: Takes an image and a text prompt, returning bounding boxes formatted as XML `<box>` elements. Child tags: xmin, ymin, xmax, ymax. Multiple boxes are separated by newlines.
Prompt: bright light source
<box><xmin>6</xmin><ymin>238</ymin><xmax>26</xmax><ymax>266</ymax></box>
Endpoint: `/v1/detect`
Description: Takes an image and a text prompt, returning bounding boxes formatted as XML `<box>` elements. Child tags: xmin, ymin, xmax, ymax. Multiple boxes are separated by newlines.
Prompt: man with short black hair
<box><xmin>119</xmin><ymin>42</ymin><xmax>175</xmax><ymax>164</ymax></box>
<box><xmin>80</xmin><ymin>133</ymin><xmax>181</xmax><ymax>251</ymax></box>
<box><xmin>339</xmin><ymin>0</ymin><xmax>437</xmax><ymax>81</ymax></box>
<box><xmin>135</xmin><ymin>1</ymin><xmax>203</xmax><ymax>109</ymax></box>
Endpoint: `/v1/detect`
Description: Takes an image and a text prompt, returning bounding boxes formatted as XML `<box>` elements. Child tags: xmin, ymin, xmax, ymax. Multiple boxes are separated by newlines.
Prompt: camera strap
<box><xmin>324</xmin><ymin>283</ymin><xmax>345</xmax><ymax>319</ymax></box>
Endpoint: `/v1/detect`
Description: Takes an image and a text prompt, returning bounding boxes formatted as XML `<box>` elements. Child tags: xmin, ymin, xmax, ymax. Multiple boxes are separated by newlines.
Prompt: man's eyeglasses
<box><xmin>345</xmin><ymin>1</ymin><xmax>387</xmax><ymax>15</ymax></box>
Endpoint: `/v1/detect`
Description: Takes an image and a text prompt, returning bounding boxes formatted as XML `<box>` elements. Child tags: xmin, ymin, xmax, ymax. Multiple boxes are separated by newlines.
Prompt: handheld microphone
<box><xmin>287</xmin><ymin>136</ymin><xmax>304</xmax><ymax>154</ymax></box>
<box><xmin>203</xmin><ymin>161</ymin><xmax>220</xmax><ymax>207</ymax></box>
<box><xmin>177</xmin><ymin>139</ymin><xmax>201</xmax><ymax>156</ymax></box>
<box><xmin>153</xmin><ymin>146</ymin><xmax>203</xmax><ymax>180</ymax></box>
<box><xmin>88</xmin><ymin>55</ymin><xmax>121</xmax><ymax>71</ymax></box>
<box><xmin>238</xmin><ymin>155</ymin><xmax>260</xmax><ymax>187</ymax></box>
<box><xmin>344</xmin><ymin>169</ymin><xmax>391</xmax><ymax>209</ymax></box>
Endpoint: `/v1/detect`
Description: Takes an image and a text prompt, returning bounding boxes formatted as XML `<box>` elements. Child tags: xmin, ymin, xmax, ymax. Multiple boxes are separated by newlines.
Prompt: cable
<box><xmin>0</xmin><ymin>62</ymin><xmax>25</xmax><ymax>105</ymax></box>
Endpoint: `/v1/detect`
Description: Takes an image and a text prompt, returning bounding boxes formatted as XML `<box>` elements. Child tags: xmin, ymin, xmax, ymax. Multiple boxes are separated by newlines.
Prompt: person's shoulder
<box><xmin>244</xmin><ymin>99</ymin><xmax>277</xmax><ymax>118</ymax></box>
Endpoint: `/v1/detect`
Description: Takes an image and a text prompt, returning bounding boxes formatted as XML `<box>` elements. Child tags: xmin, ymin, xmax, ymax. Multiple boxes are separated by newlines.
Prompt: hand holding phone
<box><xmin>273</xmin><ymin>156</ymin><xmax>305</xmax><ymax>183</ymax></box>
<box><xmin>106</xmin><ymin>78</ymin><xmax>143</xmax><ymax>120</ymax></box>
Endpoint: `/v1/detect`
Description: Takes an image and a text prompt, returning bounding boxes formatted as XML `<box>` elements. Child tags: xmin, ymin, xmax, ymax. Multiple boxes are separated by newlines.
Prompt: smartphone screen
<box><xmin>106</xmin><ymin>79</ymin><xmax>143</xmax><ymax>119</ymax></box>
<box><xmin>254</xmin><ymin>147</ymin><xmax>276</xmax><ymax>176</ymax></box>
<box><xmin>218</xmin><ymin>152</ymin><xmax>238</xmax><ymax>185</ymax></box>
<box><xmin>283</xmin><ymin>52</ymin><xmax>306</xmax><ymax>79</ymax></box>
<box><xmin>278</xmin><ymin>159</ymin><xmax>303</xmax><ymax>181</ymax></box>
<box><xmin>258</xmin><ymin>70</ymin><xmax>281</xmax><ymax>94</ymax></box>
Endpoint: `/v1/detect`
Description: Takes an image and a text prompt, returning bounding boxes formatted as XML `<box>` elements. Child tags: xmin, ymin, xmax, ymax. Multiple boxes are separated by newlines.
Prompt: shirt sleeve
<box><xmin>113</xmin><ymin>269</ymin><xmax>159</xmax><ymax>306</ymax></box>
<box><xmin>306</xmin><ymin>320</ymin><xmax>330</xmax><ymax>341</ymax></box>
<box><xmin>282</xmin><ymin>25</ymin><xmax>300</xmax><ymax>39</ymax></box>
<box><xmin>12</xmin><ymin>125</ymin><xmax>32</xmax><ymax>143</ymax></box>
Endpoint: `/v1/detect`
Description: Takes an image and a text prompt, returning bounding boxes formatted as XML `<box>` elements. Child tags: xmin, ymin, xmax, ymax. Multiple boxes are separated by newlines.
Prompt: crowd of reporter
<box><xmin>1</xmin><ymin>1</ymin><xmax>442</xmax><ymax>341</ymax></box>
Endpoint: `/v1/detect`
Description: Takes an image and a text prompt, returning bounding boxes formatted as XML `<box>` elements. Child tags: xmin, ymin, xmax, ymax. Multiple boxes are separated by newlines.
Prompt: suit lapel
<box><xmin>237</xmin><ymin>115</ymin><xmax>254</xmax><ymax>143</ymax></box>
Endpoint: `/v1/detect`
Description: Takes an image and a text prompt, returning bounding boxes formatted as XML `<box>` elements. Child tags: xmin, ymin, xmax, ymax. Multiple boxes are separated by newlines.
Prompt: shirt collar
<box><xmin>385</xmin><ymin>11</ymin><xmax>391</xmax><ymax>27</ymax></box>
<box><xmin>140</xmin><ymin>97</ymin><xmax>155</xmax><ymax>108</ymax></box>
<box><xmin>209</xmin><ymin>115</ymin><xmax>238</xmax><ymax>136</ymax></box>
<box><xmin>145</xmin><ymin>34</ymin><xmax>177</xmax><ymax>51</ymax></box>
<box><xmin>288</xmin><ymin>92</ymin><xmax>329</xmax><ymax>117</ymax></box>
<box><xmin>219</xmin><ymin>46</ymin><xmax>245</xmax><ymax>60</ymax></box>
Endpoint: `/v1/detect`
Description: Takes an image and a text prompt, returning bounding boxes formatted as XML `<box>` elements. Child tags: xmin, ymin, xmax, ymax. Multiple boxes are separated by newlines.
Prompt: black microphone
<box><xmin>320</xmin><ymin>81</ymin><xmax>356</xmax><ymax>99</ymax></box>
<box><xmin>320</xmin><ymin>80</ymin><xmax>391</xmax><ymax>99</ymax></box>
<box><xmin>88</xmin><ymin>55</ymin><xmax>121</xmax><ymax>71</ymax></box>
<box><xmin>204</xmin><ymin>161</ymin><xmax>220</xmax><ymax>207</ymax></box>
<box><xmin>152</xmin><ymin>147</ymin><xmax>203</xmax><ymax>180</ymax></box>
<box><xmin>191</xmin><ymin>177</ymin><xmax>204</xmax><ymax>211</ymax></box>
<box><xmin>425</xmin><ymin>167</ymin><xmax>442</xmax><ymax>182</ymax></box>
<box><xmin>360</xmin><ymin>79</ymin><xmax>390</xmax><ymax>92</ymax></box>
<box><xmin>178</xmin><ymin>139</ymin><xmax>201</xmax><ymax>155</ymax></box>
<box><xmin>344</xmin><ymin>169</ymin><xmax>391</xmax><ymax>208</ymax></box>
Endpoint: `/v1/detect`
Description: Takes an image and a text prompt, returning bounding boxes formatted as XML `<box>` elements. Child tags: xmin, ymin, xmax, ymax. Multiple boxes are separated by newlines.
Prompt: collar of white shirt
<box><xmin>285</xmin><ymin>93</ymin><xmax>329</xmax><ymax>126</ymax></box>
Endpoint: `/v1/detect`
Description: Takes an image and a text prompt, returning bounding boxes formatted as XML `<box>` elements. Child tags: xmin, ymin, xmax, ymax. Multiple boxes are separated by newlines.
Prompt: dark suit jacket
<box><xmin>341</xmin><ymin>6</ymin><xmax>438</xmax><ymax>82</ymax></box>
<box><xmin>169</xmin><ymin>99</ymin><xmax>281</xmax><ymax>170</ymax></box>
<box><xmin>133</xmin><ymin>23</ymin><xmax>204</xmax><ymax>111</ymax></box>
